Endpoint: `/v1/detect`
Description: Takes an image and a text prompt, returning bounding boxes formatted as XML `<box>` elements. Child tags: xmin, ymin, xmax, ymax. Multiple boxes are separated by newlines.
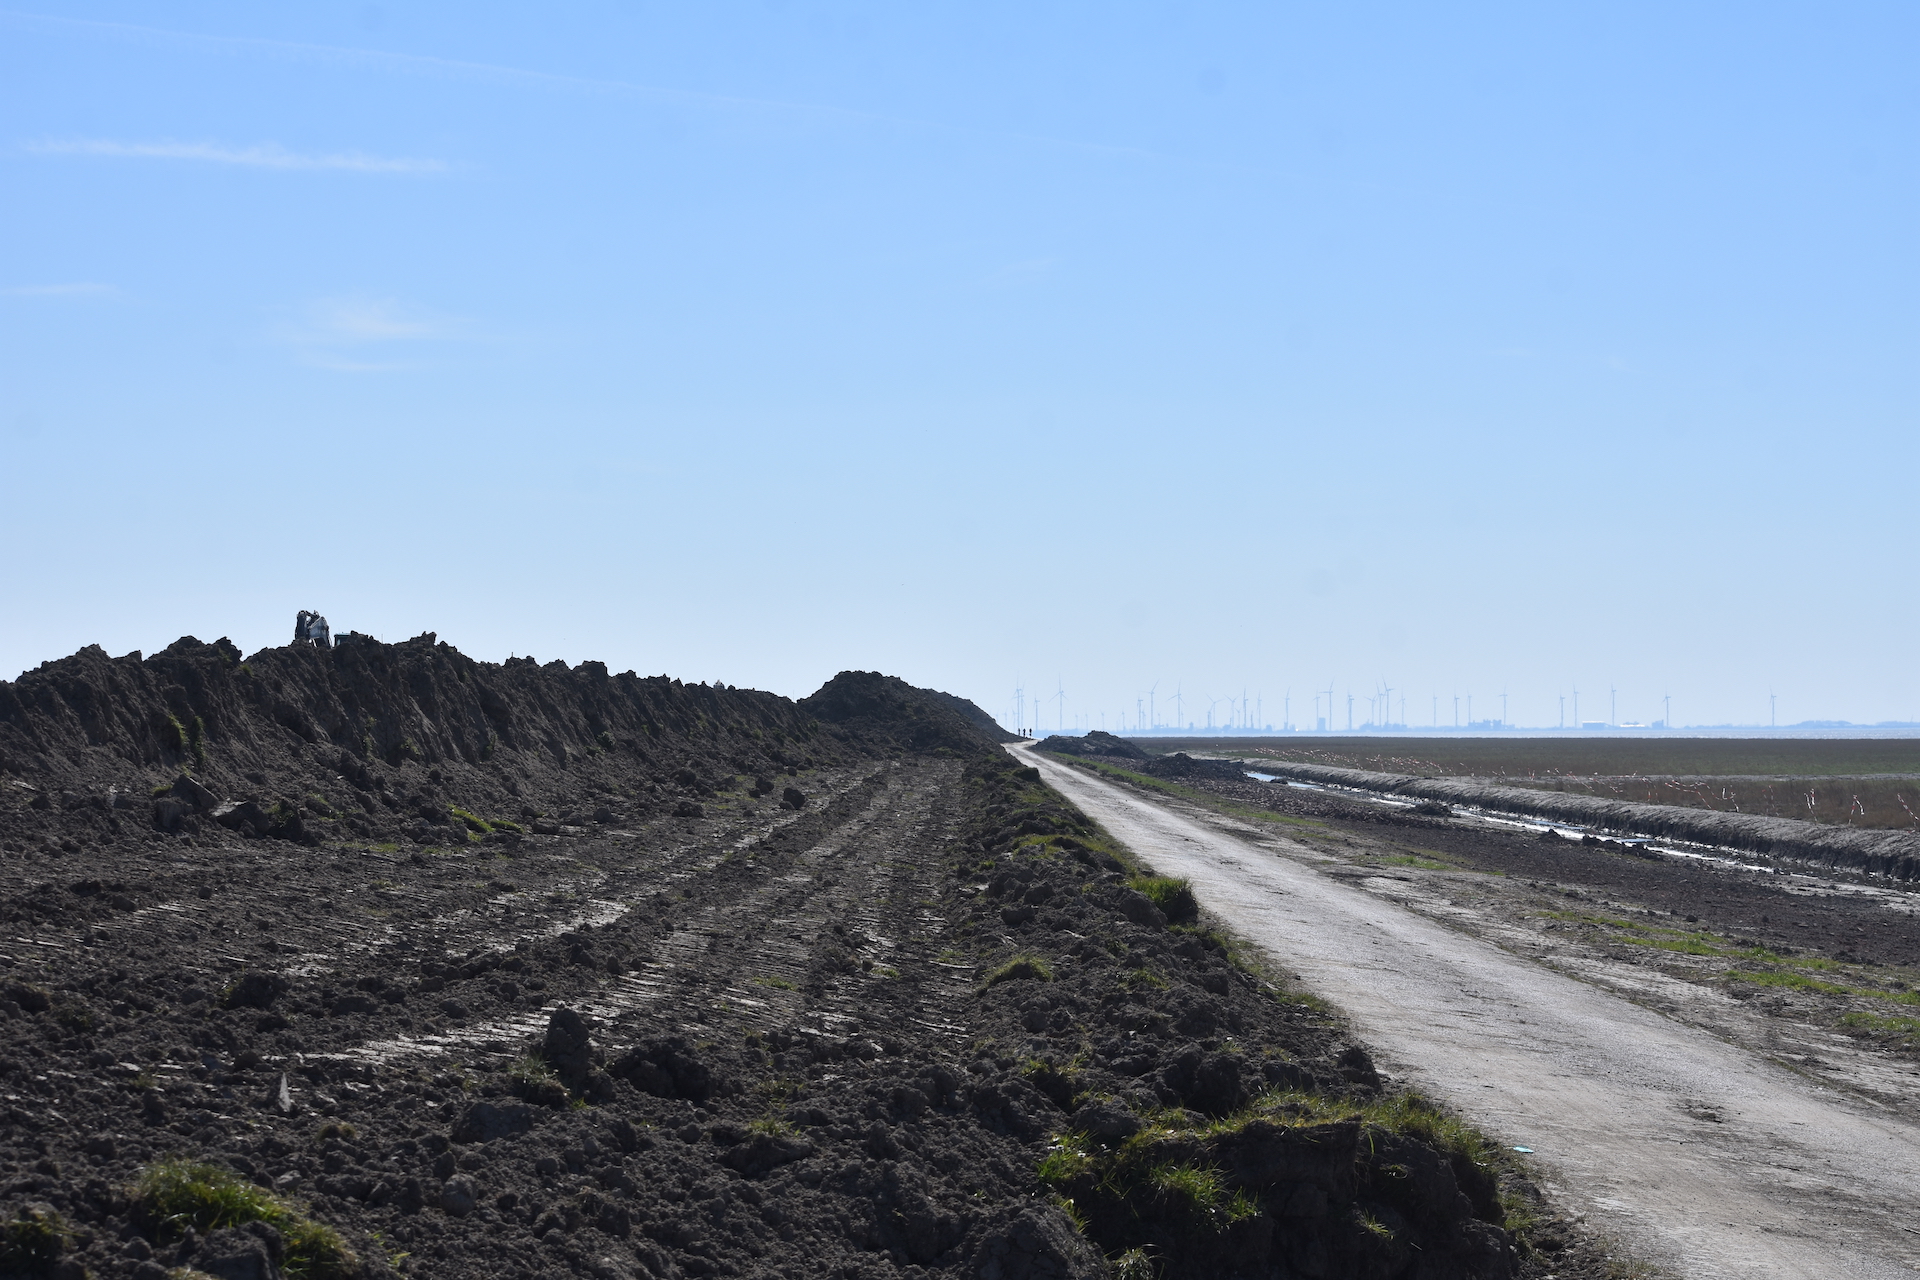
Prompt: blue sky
<box><xmin>3</xmin><ymin>3</ymin><xmax>1916</xmax><ymax>729</ymax></box>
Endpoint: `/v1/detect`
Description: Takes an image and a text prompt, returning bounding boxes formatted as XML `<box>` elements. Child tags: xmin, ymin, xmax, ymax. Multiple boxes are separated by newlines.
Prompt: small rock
<box><xmin>222</xmin><ymin>972</ymin><xmax>287</xmax><ymax>1010</ymax></box>
<box><xmin>543</xmin><ymin>1007</ymin><xmax>594</xmax><ymax>1090</ymax></box>
<box><xmin>194</xmin><ymin>1222</ymin><xmax>284</xmax><ymax>1280</ymax></box>
<box><xmin>605</xmin><ymin>1117</ymin><xmax>640</xmax><ymax>1153</ymax></box>
<box><xmin>1336</xmin><ymin>1045</ymin><xmax>1381</xmax><ymax>1090</ymax></box>
<box><xmin>170</xmin><ymin>773</ymin><xmax>219</xmax><ymax>814</ymax></box>
<box><xmin>439</xmin><ymin>1175</ymin><xmax>478</xmax><ymax>1217</ymax></box>
<box><xmin>721</xmin><ymin>1132</ymin><xmax>815</xmax><ymax>1177</ymax></box>
<box><xmin>151</xmin><ymin>796</ymin><xmax>196</xmax><ymax>832</ymax></box>
<box><xmin>451</xmin><ymin>1100</ymin><xmax>535</xmax><ymax>1144</ymax></box>
<box><xmin>1115</xmin><ymin>889</ymin><xmax>1167</xmax><ymax>928</ymax></box>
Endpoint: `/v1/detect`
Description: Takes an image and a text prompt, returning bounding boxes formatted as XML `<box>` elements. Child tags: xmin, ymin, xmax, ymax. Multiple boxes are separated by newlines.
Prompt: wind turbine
<box><xmin>1053</xmin><ymin>679</ymin><xmax>1067</xmax><ymax>733</ymax></box>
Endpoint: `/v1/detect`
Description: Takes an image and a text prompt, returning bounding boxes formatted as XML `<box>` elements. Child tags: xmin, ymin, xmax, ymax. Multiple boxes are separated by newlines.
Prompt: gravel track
<box><xmin>1023</xmin><ymin>743</ymin><xmax>1920</xmax><ymax>1280</ymax></box>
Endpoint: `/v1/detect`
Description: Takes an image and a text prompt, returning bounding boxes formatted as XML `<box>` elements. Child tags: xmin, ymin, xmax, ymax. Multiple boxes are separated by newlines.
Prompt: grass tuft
<box><xmin>1127</xmin><ymin>875</ymin><xmax>1199</xmax><ymax>924</ymax></box>
<box><xmin>1841</xmin><ymin>1010</ymin><xmax>1920</xmax><ymax>1039</ymax></box>
<box><xmin>134</xmin><ymin>1159</ymin><xmax>356</xmax><ymax>1280</ymax></box>
<box><xmin>982</xmin><ymin>955</ymin><xmax>1054</xmax><ymax>988</ymax></box>
<box><xmin>310</xmin><ymin>1120</ymin><xmax>358</xmax><ymax>1147</ymax></box>
<box><xmin>0</xmin><ymin>1206</ymin><xmax>71</xmax><ymax>1274</ymax></box>
<box><xmin>1728</xmin><ymin>970</ymin><xmax>1851</xmax><ymax>995</ymax></box>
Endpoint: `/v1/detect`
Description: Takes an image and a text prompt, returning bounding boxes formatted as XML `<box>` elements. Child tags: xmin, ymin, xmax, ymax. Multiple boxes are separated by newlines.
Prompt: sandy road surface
<box><xmin>1019</xmin><ymin>743</ymin><xmax>1920</xmax><ymax>1280</ymax></box>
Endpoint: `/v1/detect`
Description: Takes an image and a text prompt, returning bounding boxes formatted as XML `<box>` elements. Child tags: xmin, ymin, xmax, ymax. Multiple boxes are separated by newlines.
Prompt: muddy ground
<box><xmin>0</xmin><ymin>638</ymin><xmax>1535</xmax><ymax>1280</ymax></box>
<box><xmin>1162</xmin><ymin>736</ymin><xmax>1920</xmax><ymax>832</ymax></box>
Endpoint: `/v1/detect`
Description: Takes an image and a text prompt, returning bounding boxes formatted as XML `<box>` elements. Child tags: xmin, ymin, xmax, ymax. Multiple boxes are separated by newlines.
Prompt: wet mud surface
<box><xmin>1097</xmin><ymin>758</ymin><xmax>1920</xmax><ymax>969</ymax></box>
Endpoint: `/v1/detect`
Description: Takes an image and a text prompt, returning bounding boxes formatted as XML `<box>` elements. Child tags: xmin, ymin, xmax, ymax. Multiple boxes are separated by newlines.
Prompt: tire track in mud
<box><xmin>315</xmin><ymin>759</ymin><xmax>981</xmax><ymax>1071</ymax></box>
<box><xmin>1</xmin><ymin>764</ymin><xmax>903</xmax><ymax>1056</ymax></box>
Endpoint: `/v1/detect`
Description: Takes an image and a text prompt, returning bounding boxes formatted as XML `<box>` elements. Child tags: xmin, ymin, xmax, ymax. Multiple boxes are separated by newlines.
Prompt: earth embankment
<box><xmin>0</xmin><ymin>634</ymin><xmax>992</xmax><ymax>851</ymax></box>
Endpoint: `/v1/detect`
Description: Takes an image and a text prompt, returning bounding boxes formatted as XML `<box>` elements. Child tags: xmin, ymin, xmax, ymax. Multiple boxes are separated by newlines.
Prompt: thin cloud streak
<box><xmin>27</xmin><ymin>137</ymin><xmax>448</xmax><ymax>174</ymax></box>
<box><xmin>301</xmin><ymin>298</ymin><xmax>449</xmax><ymax>342</ymax></box>
<box><xmin>0</xmin><ymin>8</ymin><xmax>1167</xmax><ymax>165</ymax></box>
<box><xmin>0</xmin><ymin>8</ymin><xmax>1476</xmax><ymax>208</ymax></box>
<box><xmin>275</xmin><ymin>296</ymin><xmax>476</xmax><ymax>372</ymax></box>
<box><xmin>3</xmin><ymin>282</ymin><xmax>114</xmax><ymax>296</ymax></box>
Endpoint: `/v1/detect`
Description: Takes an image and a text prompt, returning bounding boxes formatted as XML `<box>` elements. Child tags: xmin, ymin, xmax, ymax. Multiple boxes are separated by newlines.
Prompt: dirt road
<box><xmin>1020</xmin><ymin>743</ymin><xmax>1920</xmax><ymax>1279</ymax></box>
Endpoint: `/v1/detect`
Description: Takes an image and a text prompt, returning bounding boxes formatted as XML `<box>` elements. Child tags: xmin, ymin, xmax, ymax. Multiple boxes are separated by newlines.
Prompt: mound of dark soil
<box><xmin>799</xmin><ymin>671</ymin><xmax>1013</xmax><ymax>755</ymax></box>
<box><xmin>911</xmin><ymin>689</ymin><xmax>1019</xmax><ymax>746</ymax></box>
<box><xmin>1035</xmin><ymin>731</ymin><xmax>1146</xmax><ymax>761</ymax></box>
<box><xmin>1138</xmin><ymin>752</ymin><xmax>1247</xmax><ymax>782</ymax></box>
<box><xmin>0</xmin><ymin>637</ymin><xmax>1002</xmax><ymax>857</ymax></box>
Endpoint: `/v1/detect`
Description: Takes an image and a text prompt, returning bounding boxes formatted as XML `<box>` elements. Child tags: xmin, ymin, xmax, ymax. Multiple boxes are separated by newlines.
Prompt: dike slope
<box><xmin>0</xmin><ymin>636</ymin><xmax>989</xmax><ymax>851</ymax></box>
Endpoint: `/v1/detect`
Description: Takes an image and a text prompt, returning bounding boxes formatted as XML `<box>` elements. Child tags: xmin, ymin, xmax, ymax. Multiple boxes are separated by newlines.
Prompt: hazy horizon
<box><xmin>6</xmin><ymin>4</ymin><xmax>1916</xmax><ymax>727</ymax></box>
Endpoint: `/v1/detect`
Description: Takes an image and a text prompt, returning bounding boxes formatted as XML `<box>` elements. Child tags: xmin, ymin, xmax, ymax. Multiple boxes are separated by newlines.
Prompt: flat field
<box><xmin>1147</xmin><ymin>735</ymin><xmax>1920</xmax><ymax>832</ymax></box>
